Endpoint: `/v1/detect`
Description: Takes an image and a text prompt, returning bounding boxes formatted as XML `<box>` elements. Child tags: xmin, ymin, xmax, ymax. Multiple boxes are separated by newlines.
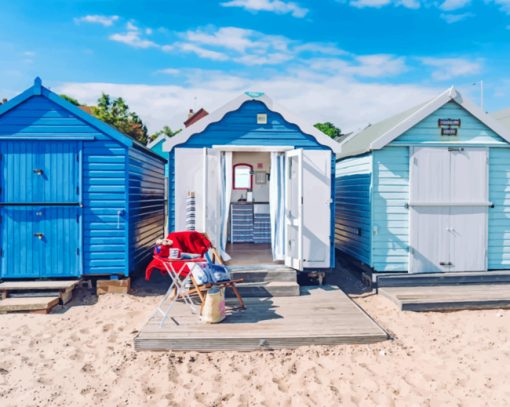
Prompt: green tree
<box><xmin>314</xmin><ymin>122</ymin><xmax>342</xmax><ymax>139</ymax></box>
<box><xmin>148</xmin><ymin>126</ymin><xmax>182</xmax><ymax>143</ymax></box>
<box><xmin>91</xmin><ymin>93</ymin><xmax>148</xmax><ymax>144</ymax></box>
<box><xmin>60</xmin><ymin>94</ymin><xmax>81</xmax><ymax>106</ymax></box>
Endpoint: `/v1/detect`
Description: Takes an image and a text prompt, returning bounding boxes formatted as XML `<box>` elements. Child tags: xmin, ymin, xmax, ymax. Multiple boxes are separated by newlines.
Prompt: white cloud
<box><xmin>440</xmin><ymin>12</ymin><xmax>473</xmax><ymax>23</ymax></box>
<box><xmin>157</xmin><ymin>68</ymin><xmax>180</xmax><ymax>75</ymax></box>
<box><xmin>491</xmin><ymin>0</ymin><xmax>510</xmax><ymax>14</ymax></box>
<box><xmin>109</xmin><ymin>22</ymin><xmax>158</xmax><ymax>49</ymax></box>
<box><xmin>420</xmin><ymin>57</ymin><xmax>482</xmax><ymax>80</ymax></box>
<box><xmin>308</xmin><ymin>54</ymin><xmax>408</xmax><ymax>78</ymax></box>
<box><xmin>439</xmin><ymin>0</ymin><xmax>470</xmax><ymax>11</ymax></box>
<box><xmin>74</xmin><ymin>15</ymin><xmax>119</xmax><ymax>27</ymax></box>
<box><xmin>55</xmin><ymin>68</ymin><xmax>441</xmax><ymax>135</ymax></box>
<box><xmin>221</xmin><ymin>0</ymin><xmax>308</xmax><ymax>18</ymax></box>
<box><xmin>177</xmin><ymin>43</ymin><xmax>229</xmax><ymax>61</ymax></box>
<box><xmin>349</xmin><ymin>0</ymin><xmax>420</xmax><ymax>9</ymax></box>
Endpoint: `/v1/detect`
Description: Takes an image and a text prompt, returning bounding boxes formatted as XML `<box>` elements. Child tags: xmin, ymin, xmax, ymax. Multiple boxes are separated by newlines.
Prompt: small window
<box><xmin>233</xmin><ymin>163</ymin><xmax>253</xmax><ymax>190</ymax></box>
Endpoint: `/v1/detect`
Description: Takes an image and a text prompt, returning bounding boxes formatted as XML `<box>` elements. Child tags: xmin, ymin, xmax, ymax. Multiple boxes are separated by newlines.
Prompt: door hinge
<box><xmin>76</xmin><ymin>153</ymin><xmax>79</xmax><ymax>162</ymax></box>
<box><xmin>76</xmin><ymin>186</ymin><xmax>80</xmax><ymax>195</ymax></box>
<box><xmin>76</xmin><ymin>214</ymin><xmax>80</xmax><ymax>223</ymax></box>
<box><xmin>0</xmin><ymin>248</ymin><xmax>3</xmax><ymax>257</ymax></box>
<box><xmin>76</xmin><ymin>248</ymin><xmax>80</xmax><ymax>256</ymax></box>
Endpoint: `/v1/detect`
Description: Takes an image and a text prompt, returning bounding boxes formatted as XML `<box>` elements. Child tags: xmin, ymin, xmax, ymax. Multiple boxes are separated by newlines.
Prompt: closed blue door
<box><xmin>0</xmin><ymin>141</ymin><xmax>81</xmax><ymax>278</ymax></box>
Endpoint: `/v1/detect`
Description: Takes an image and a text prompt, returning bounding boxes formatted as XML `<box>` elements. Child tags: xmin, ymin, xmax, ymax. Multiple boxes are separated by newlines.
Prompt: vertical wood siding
<box><xmin>488</xmin><ymin>148</ymin><xmax>510</xmax><ymax>269</ymax></box>
<box><xmin>128</xmin><ymin>148</ymin><xmax>165</xmax><ymax>273</ymax></box>
<box><xmin>393</xmin><ymin>101</ymin><xmax>507</xmax><ymax>146</ymax></box>
<box><xmin>334</xmin><ymin>154</ymin><xmax>372</xmax><ymax>265</ymax></box>
<box><xmin>372</xmin><ymin>147</ymin><xmax>410</xmax><ymax>272</ymax></box>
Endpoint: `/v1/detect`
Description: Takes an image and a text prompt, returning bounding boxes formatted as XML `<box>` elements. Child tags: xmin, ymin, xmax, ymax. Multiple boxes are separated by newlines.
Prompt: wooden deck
<box><xmin>380</xmin><ymin>284</ymin><xmax>510</xmax><ymax>311</ymax></box>
<box><xmin>135</xmin><ymin>286</ymin><xmax>388</xmax><ymax>351</ymax></box>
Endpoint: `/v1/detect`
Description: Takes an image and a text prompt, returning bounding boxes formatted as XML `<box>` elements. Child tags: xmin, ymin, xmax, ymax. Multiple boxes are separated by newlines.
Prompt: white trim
<box><xmin>212</xmin><ymin>145</ymin><xmax>294</xmax><ymax>152</ymax></box>
<box><xmin>147</xmin><ymin>135</ymin><xmax>168</xmax><ymax>149</ymax></box>
<box><xmin>409</xmin><ymin>201</ymin><xmax>493</xmax><ymax>207</ymax></box>
<box><xmin>163</xmin><ymin>92</ymin><xmax>341</xmax><ymax>154</ymax></box>
<box><xmin>368</xmin><ymin>87</ymin><xmax>510</xmax><ymax>151</ymax></box>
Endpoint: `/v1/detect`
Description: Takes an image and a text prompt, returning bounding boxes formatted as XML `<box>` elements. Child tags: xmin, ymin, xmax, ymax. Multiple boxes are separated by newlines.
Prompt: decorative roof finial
<box><xmin>33</xmin><ymin>76</ymin><xmax>42</xmax><ymax>95</ymax></box>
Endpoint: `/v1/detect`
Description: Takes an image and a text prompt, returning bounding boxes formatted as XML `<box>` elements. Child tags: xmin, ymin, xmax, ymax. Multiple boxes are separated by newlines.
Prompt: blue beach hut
<box><xmin>0</xmin><ymin>78</ymin><xmax>166</xmax><ymax>279</ymax></box>
<box><xmin>163</xmin><ymin>92</ymin><xmax>341</xmax><ymax>275</ymax></box>
<box><xmin>335</xmin><ymin>87</ymin><xmax>510</xmax><ymax>276</ymax></box>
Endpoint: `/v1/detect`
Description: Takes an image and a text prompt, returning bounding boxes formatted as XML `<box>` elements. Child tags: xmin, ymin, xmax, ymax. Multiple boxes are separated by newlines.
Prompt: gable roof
<box><xmin>0</xmin><ymin>77</ymin><xmax>165</xmax><ymax>162</ymax></box>
<box><xmin>491</xmin><ymin>108</ymin><xmax>510</xmax><ymax>129</ymax></box>
<box><xmin>338</xmin><ymin>87</ymin><xmax>510</xmax><ymax>159</ymax></box>
<box><xmin>162</xmin><ymin>92</ymin><xmax>342</xmax><ymax>154</ymax></box>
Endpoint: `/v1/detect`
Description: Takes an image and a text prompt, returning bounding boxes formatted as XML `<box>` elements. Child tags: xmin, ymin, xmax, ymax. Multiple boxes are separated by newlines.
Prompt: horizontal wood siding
<box><xmin>489</xmin><ymin>148</ymin><xmax>510</xmax><ymax>269</ymax></box>
<box><xmin>0</xmin><ymin>95</ymin><xmax>131</xmax><ymax>277</ymax></box>
<box><xmin>82</xmin><ymin>143</ymin><xmax>129</xmax><ymax>276</ymax></box>
<box><xmin>393</xmin><ymin>101</ymin><xmax>506</xmax><ymax>146</ymax></box>
<box><xmin>335</xmin><ymin>154</ymin><xmax>372</xmax><ymax>265</ymax></box>
<box><xmin>372</xmin><ymin>147</ymin><xmax>410</xmax><ymax>272</ymax></box>
<box><xmin>178</xmin><ymin>101</ymin><xmax>329</xmax><ymax>150</ymax></box>
<box><xmin>169</xmin><ymin>100</ymin><xmax>330</xmax><ymax>233</ymax></box>
<box><xmin>128</xmin><ymin>148</ymin><xmax>166</xmax><ymax>273</ymax></box>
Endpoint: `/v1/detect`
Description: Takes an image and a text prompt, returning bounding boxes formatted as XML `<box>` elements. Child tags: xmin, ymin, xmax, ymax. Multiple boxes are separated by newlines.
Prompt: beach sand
<box><xmin>0</xmin><ymin>274</ymin><xmax>509</xmax><ymax>407</ymax></box>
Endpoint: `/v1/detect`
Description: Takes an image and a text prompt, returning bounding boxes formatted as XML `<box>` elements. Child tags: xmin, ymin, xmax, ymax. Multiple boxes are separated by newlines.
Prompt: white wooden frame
<box><xmin>285</xmin><ymin>149</ymin><xmax>303</xmax><ymax>270</ymax></box>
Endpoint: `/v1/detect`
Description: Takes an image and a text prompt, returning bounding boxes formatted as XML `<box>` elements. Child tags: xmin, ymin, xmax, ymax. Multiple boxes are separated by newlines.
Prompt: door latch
<box><xmin>33</xmin><ymin>232</ymin><xmax>44</xmax><ymax>240</ymax></box>
<box><xmin>439</xmin><ymin>261</ymin><xmax>453</xmax><ymax>266</ymax></box>
<box><xmin>33</xmin><ymin>168</ymin><xmax>44</xmax><ymax>176</ymax></box>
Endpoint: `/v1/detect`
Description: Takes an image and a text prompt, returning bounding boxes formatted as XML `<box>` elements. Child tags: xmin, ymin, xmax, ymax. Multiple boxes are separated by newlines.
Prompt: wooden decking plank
<box><xmin>0</xmin><ymin>280</ymin><xmax>79</xmax><ymax>291</ymax></box>
<box><xmin>135</xmin><ymin>286</ymin><xmax>388</xmax><ymax>351</ymax></box>
<box><xmin>0</xmin><ymin>296</ymin><xmax>60</xmax><ymax>313</ymax></box>
<box><xmin>380</xmin><ymin>284</ymin><xmax>510</xmax><ymax>312</ymax></box>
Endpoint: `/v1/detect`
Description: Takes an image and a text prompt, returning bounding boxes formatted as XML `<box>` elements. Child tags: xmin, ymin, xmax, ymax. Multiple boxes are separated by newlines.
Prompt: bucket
<box><xmin>201</xmin><ymin>287</ymin><xmax>226</xmax><ymax>324</ymax></box>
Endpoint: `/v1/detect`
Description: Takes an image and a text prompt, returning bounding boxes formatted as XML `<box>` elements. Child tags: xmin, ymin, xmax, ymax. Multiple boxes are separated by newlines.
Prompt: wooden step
<box><xmin>0</xmin><ymin>296</ymin><xmax>60</xmax><ymax>314</ymax></box>
<box><xmin>379</xmin><ymin>284</ymin><xmax>510</xmax><ymax>311</ymax></box>
<box><xmin>0</xmin><ymin>280</ymin><xmax>79</xmax><ymax>304</ymax></box>
<box><xmin>229</xmin><ymin>267</ymin><xmax>297</xmax><ymax>283</ymax></box>
<box><xmin>0</xmin><ymin>280</ymin><xmax>79</xmax><ymax>291</ymax></box>
<box><xmin>227</xmin><ymin>281</ymin><xmax>300</xmax><ymax>297</ymax></box>
<box><xmin>376</xmin><ymin>271</ymin><xmax>510</xmax><ymax>288</ymax></box>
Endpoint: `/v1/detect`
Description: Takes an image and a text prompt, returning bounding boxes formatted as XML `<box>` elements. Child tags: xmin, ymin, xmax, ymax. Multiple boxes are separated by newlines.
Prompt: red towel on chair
<box><xmin>145</xmin><ymin>231</ymin><xmax>212</xmax><ymax>280</ymax></box>
<box><xmin>167</xmin><ymin>231</ymin><xmax>212</xmax><ymax>256</ymax></box>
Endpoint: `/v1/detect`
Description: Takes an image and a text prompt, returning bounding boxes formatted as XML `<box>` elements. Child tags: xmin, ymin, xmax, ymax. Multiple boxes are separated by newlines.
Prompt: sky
<box><xmin>1</xmin><ymin>0</ymin><xmax>510</xmax><ymax>134</ymax></box>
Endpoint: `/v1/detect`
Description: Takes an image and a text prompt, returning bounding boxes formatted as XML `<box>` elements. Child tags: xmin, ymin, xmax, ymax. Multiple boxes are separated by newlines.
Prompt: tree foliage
<box><xmin>148</xmin><ymin>126</ymin><xmax>182</xmax><ymax>143</ymax></box>
<box><xmin>313</xmin><ymin>122</ymin><xmax>342</xmax><ymax>139</ymax></box>
<box><xmin>91</xmin><ymin>94</ymin><xmax>148</xmax><ymax>144</ymax></box>
<box><xmin>60</xmin><ymin>94</ymin><xmax>80</xmax><ymax>106</ymax></box>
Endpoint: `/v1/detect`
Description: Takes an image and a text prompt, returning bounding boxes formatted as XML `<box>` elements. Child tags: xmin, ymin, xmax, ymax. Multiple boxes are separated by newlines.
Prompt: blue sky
<box><xmin>1</xmin><ymin>0</ymin><xmax>510</xmax><ymax>133</ymax></box>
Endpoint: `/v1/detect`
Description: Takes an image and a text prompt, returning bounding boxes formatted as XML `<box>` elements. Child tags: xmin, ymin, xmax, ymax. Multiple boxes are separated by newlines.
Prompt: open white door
<box><xmin>285</xmin><ymin>149</ymin><xmax>303</xmax><ymax>270</ymax></box>
<box><xmin>204</xmin><ymin>148</ymin><xmax>222</xmax><ymax>249</ymax></box>
<box><xmin>302</xmin><ymin>150</ymin><xmax>332</xmax><ymax>269</ymax></box>
<box><xmin>174</xmin><ymin>148</ymin><xmax>205</xmax><ymax>232</ymax></box>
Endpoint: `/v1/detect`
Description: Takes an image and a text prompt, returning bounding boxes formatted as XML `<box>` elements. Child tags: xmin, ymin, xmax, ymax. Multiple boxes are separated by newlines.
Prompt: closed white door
<box><xmin>449</xmin><ymin>148</ymin><xmax>488</xmax><ymax>272</ymax></box>
<box><xmin>410</xmin><ymin>207</ymin><xmax>450</xmax><ymax>273</ymax></box>
<box><xmin>409</xmin><ymin>147</ymin><xmax>488</xmax><ymax>273</ymax></box>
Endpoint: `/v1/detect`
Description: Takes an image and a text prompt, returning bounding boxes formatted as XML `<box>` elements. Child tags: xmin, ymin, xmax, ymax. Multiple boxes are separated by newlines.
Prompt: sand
<box><xmin>0</xmin><ymin>277</ymin><xmax>509</xmax><ymax>407</ymax></box>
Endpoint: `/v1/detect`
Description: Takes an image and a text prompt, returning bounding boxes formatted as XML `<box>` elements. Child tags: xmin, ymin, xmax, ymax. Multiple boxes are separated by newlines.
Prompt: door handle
<box><xmin>33</xmin><ymin>232</ymin><xmax>44</xmax><ymax>240</ymax></box>
<box><xmin>33</xmin><ymin>169</ymin><xmax>44</xmax><ymax>176</ymax></box>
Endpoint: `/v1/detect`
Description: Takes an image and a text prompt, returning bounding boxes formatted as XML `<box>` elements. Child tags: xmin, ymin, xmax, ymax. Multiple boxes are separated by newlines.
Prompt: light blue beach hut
<box><xmin>0</xmin><ymin>78</ymin><xmax>166</xmax><ymax>279</ymax></box>
<box><xmin>335</xmin><ymin>87</ymin><xmax>510</xmax><ymax>275</ymax></box>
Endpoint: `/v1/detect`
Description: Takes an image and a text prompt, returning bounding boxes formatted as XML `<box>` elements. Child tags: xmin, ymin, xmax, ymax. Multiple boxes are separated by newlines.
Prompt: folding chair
<box><xmin>146</xmin><ymin>231</ymin><xmax>245</xmax><ymax>326</ymax></box>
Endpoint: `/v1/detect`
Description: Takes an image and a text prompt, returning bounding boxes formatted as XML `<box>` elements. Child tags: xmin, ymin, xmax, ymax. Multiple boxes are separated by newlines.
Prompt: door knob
<box><xmin>33</xmin><ymin>232</ymin><xmax>44</xmax><ymax>240</ymax></box>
